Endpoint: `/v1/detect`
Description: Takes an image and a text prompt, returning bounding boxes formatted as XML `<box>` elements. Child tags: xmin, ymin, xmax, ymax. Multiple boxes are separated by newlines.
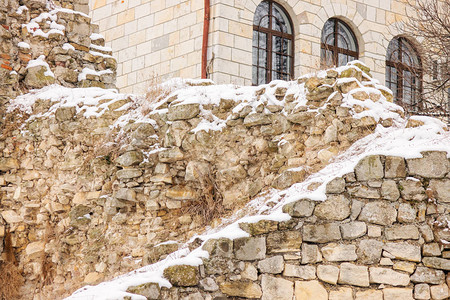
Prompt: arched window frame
<box><xmin>320</xmin><ymin>18</ymin><xmax>359</xmax><ymax>67</ymax></box>
<box><xmin>385</xmin><ymin>37</ymin><xmax>423</xmax><ymax>111</ymax></box>
<box><xmin>252</xmin><ymin>0</ymin><xmax>295</xmax><ymax>85</ymax></box>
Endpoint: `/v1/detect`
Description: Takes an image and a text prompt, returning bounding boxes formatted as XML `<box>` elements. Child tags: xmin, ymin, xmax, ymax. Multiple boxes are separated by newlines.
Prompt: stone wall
<box><xmin>126</xmin><ymin>151</ymin><xmax>450</xmax><ymax>300</ymax></box>
<box><xmin>0</xmin><ymin>0</ymin><xmax>116</xmax><ymax>113</ymax></box>
<box><xmin>89</xmin><ymin>0</ymin><xmax>416</xmax><ymax>92</ymax></box>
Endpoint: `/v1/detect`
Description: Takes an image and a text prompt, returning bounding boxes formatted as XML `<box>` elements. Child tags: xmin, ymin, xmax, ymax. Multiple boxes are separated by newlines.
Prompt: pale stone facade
<box><xmin>89</xmin><ymin>0</ymin><xmax>416</xmax><ymax>94</ymax></box>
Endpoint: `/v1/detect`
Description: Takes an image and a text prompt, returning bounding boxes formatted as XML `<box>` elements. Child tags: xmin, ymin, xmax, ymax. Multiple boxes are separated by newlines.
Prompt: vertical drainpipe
<box><xmin>201</xmin><ymin>0</ymin><xmax>210</xmax><ymax>79</ymax></box>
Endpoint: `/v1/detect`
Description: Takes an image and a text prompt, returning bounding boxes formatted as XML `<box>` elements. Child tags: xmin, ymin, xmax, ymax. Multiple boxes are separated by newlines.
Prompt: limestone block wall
<box><xmin>89</xmin><ymin>0</ymin><xmax>415</xmax><ymax>92</ymax></box>
<box><xmin>127</xmin><ymin>151</ymin><xmax>450</xmax><ymax>300</ymax></box>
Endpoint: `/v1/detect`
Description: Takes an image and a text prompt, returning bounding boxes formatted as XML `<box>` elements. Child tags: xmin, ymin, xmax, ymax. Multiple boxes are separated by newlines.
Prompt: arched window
<box><xmin>321</xmin><ymin>18</ymin><xmax>358</xmax><ymax>67</ymax></box>
<box><xmin>252</xmin><ymin>0</ymin><xmax>294</xmax><ymax>85</ymax></box>
<box><xmin>386</xmin><ymin>37</ymin><xmax>422</xmax><ymax>111</ymax></box>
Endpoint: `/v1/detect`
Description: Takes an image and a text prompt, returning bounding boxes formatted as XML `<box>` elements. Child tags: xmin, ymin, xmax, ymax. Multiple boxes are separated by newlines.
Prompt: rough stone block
<box><xmin>317</xmin><ymin>265</ymin><xmax>339</xmax><ymax>285</ymax></box>
<box><xmin>428</xmin><ymin>179</ymin><xmax>450</xmax><ymax>202</ymax></box>
<box><xmin>266</xmin><ymin>231</ymin><xmax>301</xmax><ymax>253</ymax></box>
<box><xmin>329</xmin><ymin>287</ymin><xmax>352</xmax><ymax>300</ymax></box>
<box><xmin>430</xmin><ymin>283</ymin><xmax>449</xmax><ymax>300</ymax></box>
<box><xmin>358</xmin><ymin>201</ymin><xmax>397</xmax><ymax>226</ymax></box>
<box><xmin>282</xmin><ymin>199</ymin><xmax>315</xmax><ymax>217</ymax></box>
<box><xmin>384</xmin><ymin>156</ymin><xmax>407</xmax><ymax>178</ymax></box>
<box><xmin>163</xmin><ymin>265</ymin><xmax>199</xmax><ymax>286</ymax></box>
<box><xmin>357</xmin><ymin>239</ymin><xmax>383</xmax><ymax>264</ymax></box>
<box><xmin>301</xmin><ymin>243</ymin><xmax>322</xmax><ymax>264</ymax></box>
<box><xmin>167</xmin><ymin>103</ymin><xmax>200</xmax><ymax>121</ymax></box>
<box><xmin>399</xmin><ymin>178</ymin><xmax>426</xmax><ymax>201</ymax></box>
<box><xmin>383</xmin><ymin>242</ymin><xmax>421</xmax><ymax>262</ymax></box>
<box><xmin>354</xmin><ymin>155</ymin><xmax>384</xmax><ymax>181</ymax></box>
<box><xmin>321</xmin><ymin>243</ymin><xmax>357</xmax><ymax>262</ymax></box>
<box><xmin>314</xmin><ymin>194</ymin><xmax>351</xmax><ymax>221</ymax></box>
<box><xmin>303</xmin><ymin>223</ymin><xmax>341</xmax><ymax>243</ymax></box>
<box><xmin>338</xmin><ymin>263</ymin><xmax>369</xmax><ymax>287</ymax></box>
<box><xmin>220</xmin><ymin>280</ymin><xmax>262</xmax><ymax>298</ymax></box>
<box><xmin>381</xmin><ymin>180</ymin><xmax>400</xmax><ymax>201</ymax></box>
<box><xmin>414</xmin><ymin>283</ymin><xmax>430</xmax><ymax>300</ymax></box>
<box><xmin>340</xmin><ymin>221</ymin><xmax>367</xmax><ymax>240</ymax></box>
<box><xmin>355</xmin><ymin>290</ymin><xmax>383</xmax><ymax>300</ymax></box>
<box><xmin>294</xmin><ymin>280</ymin><xmax>328</xmax><ymax>300</ymax></box>
<box><xmin>369</xmin><ymin>267</ymin><xmax>410</xmax><ymax>286</ymax></box>
<box><xmin>422</xmin><ymin>257</ymin><xmax>450</xmax><ymax>271</ymax></box>
<box><xmin>283</xmin><ymin>264</ymin><xmax>316</xmax><ymax>280</ymax></box>
<box><xmin>407</xmin><ymin>151</ymin><xmax>449</xmax><ymax>178</ymax></box>
<box><xmin>410</xmin><ymin>266</ymin><xmax>445</xmax><ymax>284</ymax></box>
<box><xmin>234</xmin><ymin>237</ymin><xmax>266</xmax><ymax>260</ymax></box>
<box><xmin>382</xmin><ymin>288</ymin><xmax>413</xmax><ymax>300</ymax></box>
<box><xmin>257</xmin><ymin>255</ymin><xmax>284</xmax><ymax>274</ymax></box>
<box><xmin>261</xmin><ymin>274</ymin><xmax>293</xmax><ymax>300</ymax></box>
<box><xmin>385</xmin><ymin>225</ymin><xmax>419</xmax><ymax>240</ymax></box>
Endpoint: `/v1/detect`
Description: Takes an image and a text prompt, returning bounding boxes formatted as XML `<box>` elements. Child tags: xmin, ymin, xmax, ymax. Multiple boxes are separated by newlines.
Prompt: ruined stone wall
<box><xmin>128</xmin><ymin>151</ymin><xmax>450</xmax><ymax>300</ymax></box>
<box><xmin>0</xmin><ymin>0</ymin><xmax>116</xmax><ymax>111</ymax></box>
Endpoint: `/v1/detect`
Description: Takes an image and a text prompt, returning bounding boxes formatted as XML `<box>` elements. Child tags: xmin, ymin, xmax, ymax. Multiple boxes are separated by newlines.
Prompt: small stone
<box><xmin>258</xmin><ymin>255</ymin><xmax>284</xmax><ymax>274</ymax></box>
<box><xmin>314</xmin><ymin>194</ymin><xmax>351</xmax><ymax>221</ymax></box>
<box><xmin>303</xmin><ymin>223</ymin><xmax>341</xmax><ymax>243</ymax></box>
<box><xmin>340</xmin><ymin>221</ymin><xmax>367</xmax><ymax>240</ymax></box>
<box><xmin>116</xmin><ymin>151</ymin><xmax>143</xmax><ymax>167</ymax></box>
<box><xmin>199</xmin><ymin>278</ymin><xmax>219</xmax><ymax>292</ymax></box>
<box><xmin>423</xmin><ymin>243</ymin><xmax>442</xmax><ymax>257</ymax></box>
<box><xmin>321</xmin><ymin>243</ymin><xmax>357</xmax><ymax>262</ymax></box>
<box><xmin>407</xmin><ymin>151</ymin><xmax>449</xmax><ymax>178</ymax></box>
<box><xmin>294</xmin><ymin>280</ymin><xmax>328</xmax><ymax>300</ymax></box>
<box><xmin>272</xmin><ymin>169</ymin><xmax>306</xmax><ymax>189</ymax></box>
<box><xmin>355</xmin><ymin>290</ymin><xmax>383</xmax><ymax>300</ymax></box>
<box><xmin>126</xmin><ymin>282</ymin><xmax>160</xmax><ymax>299</ymax></box>
<box><xmin>383</xmin><ymin>242</ymin><xmax>421</xmax><ymax>262</ymax></box>
<box><xmin>338</xmin><ymin>263</ymin><xmax>369</xmax><ymax>287</ymax></box>
<box><xmin>165</xmin><ymin>186</ymin><xmax>196</xmax><ymax>200</ymax></box>
<box><xmin>167</xmin><ymin>103</ymin><xmax>200</xmax><ymax>121</ymax></box>
<box><xmin>261</xmin><ymin>274</ymin><xmax>294</xmax><ymax>300</ymax></box>
<box><xmin>358</xmin><ymin>201</ymin><xmax>397</xmax><ymax>226</ymax></box>
<box><xmin>239</xmin><ymin>220</ymin><xmax>278</xmax><ymax>236</ymax></box>
<box><xmin>163</xmin><ymin>265</ymin><xmax>199</xmax><ymax>286</ymax></box>
<box><xmin>301</xmin><ymin>243</ymin><xmax>322</xmax><ymax>264</ymax></box>
<box><xmin>411</xmin><ymin>266</ymin><xmax>445</xmax><ymax>284</ymax></box>
<box><xmin>326</xmin><ymin>177</ymin><xmax>346</xmax><ymax>193</ymax></box>
<box><xmin>115</xmin><ymin>188</ymin><xmax>136</xmax><ymax>202</ymax></box>
<box><xmin>243</xmin><ymin>113</ymin><xmax>272</xmax><ymax>126</ymax></box>
<box><xmin>347</xmin><ymin>185</ymin><xmax>380</xmax><ymax>199</ymax></box>
<box><xmin>83</xmin><ymin>272</ymin><xmax>104</xmax><ymax>284</ymax></box>
<box><xmin>422</xmin><ymin>257</ymin><xmax>450</xmax><ymax>271</ymax></box>
<box><xmin>1</xmin><ymin>210</ymin><xmax>23</xmax><ymax>223</ymax></box>
<box><xmin>397</xmin><ymin>203</ymin><xmax>417</xmax><ymax>223</ymax></box>
<box><xmin>202</xmin><ymin>238</ymin><xmax>233</xmax><ymax>258</ymax></box>
<box><xmin>381</xmin><ymin>180</ymin><xmax>400</xmax><ymax>201</ymax></box>
<box><xmin>283</xmin><ymin>264</ymin><xmax>316</xmax><ymax>280</ymax></box>
<box><xmin>367</xmin><ymin>225</ymin><xmax>382</xmax><ymax>237</ymax></box>
<box><xmin>419</xmin><ymin>225</ymin><xmax>434</xmax><ymax>242</ymax></box>
<box><xmin>400</xmin><ymin>178</ymin><xmax>426</xmax><ymax>201</ymax></box>
<box><xmin>329</xmin><ymin>287</ymin><xmax>352</xmax><ymax>300</ymax></box>
<box><xmin>25</xmin><ymin>241</ymin><xmax>45</xmax><ymax>259</ymax></box>
<box><xmin>430</xmin><ymin>283</ymin><xmax>449</xmax><ymax>300</ymax></box>
<box><xmin>358</xmin><ymin>239</ymin><xmax>383</xmax><ymax>264</ymax></box>
<box><xmin>282</xmin><ymin>199</ymin><xmax>315</xmax><ymax>217</ymax></box>
<box><xmin>428</xmin><ymin>179</ymin><xmax>450</xmax><ymax>202</ymax></box>
<box><xmin>382</xmin><ymin>288</ymin><xmax>413</xmax><ymax>300</ymax></box>
<box><xmin>317</xmin><ymin>265</ymin><xmax>339</xmax><ymax>285</ymax></box>
<box><xmin>414</xmin><ymin>283</ymin><xmax>430</xmax><ymax>300</ymax></box>
<box><xmin>241</xmin><ymin>263</ymin><xmax>258</xmax><ymax>281</ymax></box>
<box><xmin>393</xmin><ymin>261</ymin><xmax>416</xmax><ymax>274</ymax></box>
<box><xmin>116</xmin><ymin>168</ymin><xmax>142</xmax><ymax>179</ymax></box>
<box><xmin>266</xmin><ymin>231</ymin><xmax>302</xmax><ymax>253</ymax></box>
<box><xmin>369</xmin><ymin>267</ymin><xmax>410</xmax><ymax>286</ymax></box>
<box><xmin>385</xmin><ymin>225</ymin><xmax>419</xmax><ymax>240</ymax></box>
<box><xmin>354</xmin><ymin>155</ymin><xmax>384</xmax><ymax>181</ymax></box>
<box><xmin>220</xmin><ymin>280</ymin><xmax>262</xmax><ymax>298</ymax></box>
<box><xmin>384</xmin><ymin>156</ymin><xmax>407</xmax><ymax>178</ymax></box>
<box><xmin>158</xmin><ymin>147</ymin><xmax>184</xmax><ymax>162</ymax></box>
<box><xmin>380</xmin><ymin>258</ymin><xmax>393</xmax><ymax>265</ymax></box>
<box><xmin>234</xmin><ymin>237</ymin><xmax>266</xmax><ymax>260</ymax></box>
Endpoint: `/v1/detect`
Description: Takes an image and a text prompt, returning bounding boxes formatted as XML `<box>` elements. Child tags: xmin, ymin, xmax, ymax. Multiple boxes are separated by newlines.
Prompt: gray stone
<box><xmin>303</xmin><ymin>223</ymin><xmax>341</xmax><ymax>243</ymax></box>
<box><xmin>243</xmin><ymin>113</ymin><xmax>272</xmax><ymax>126</ymax></box>
<box><xmin>116</xmin><ymin>168</ymin><xmax>142</xmax><ymax>179</ymax></box>
<box><xmin>282</xmin><ymin>199</ymin><xmax>315</xmax><ymax>217</ymax></box>
<box><xmin>410</xmin><ymin>266</ymin><xmax>445</xmax><ymax>284</ymax></box>
<box><xmin>25</xmin><ymin>65</ymin><xmax>55</xmax><ymax>88</ymax></box>
<box><xmin>357</xmin><ymin>239</ymin><xmax>383</xmax><ymax>264</ymax></box>
<box><xmin>314</xmin><ymin>194</ymin><xmax>351</xmax><ymax>221</ymax></box>
<box><xmin>382</xmin><ymin>288</ymin><xmax>413</xmax><ymax>300</ymax></box>
<box><xmin>258</xmin><ymin>255</ymin><xmax>284</xmax><ymax>274</ymax></box>
<box><xmin>397</xmin><ymin>203</ymin><xmax>416</xmax><ymax>223</ymax></box>
<box><xmin>116</xmin><ymin>151</ymin><xmax>143</xmax><ymax>167</ymax></box>
<box><xmin>423</xmin><ymin>243</ymin><xmax>442</xmax><ymax>257</ymax></box>
<box><xmin>234</xmin><ymin>237</ymin><xmax>266</xmax><ymax>260</ymax></box>
<box><xmin>338</xmin><ymin>263</ymin><xmax>370</xmax><ymax>287</ymax></box>
<box><xmin>385</xmin><ymin>225</ymin><xmax>419</xmax><ymax>240</ymax></box>
<box><xmin>430</xmin><ymin>283</ymin><xmax>449</xmax><ymax>300</ymax></box>
<box><xmin>202</xmin><ymin>238</ymin><xmax>233</xmax><ymax>258</ymax></box>
<box><xmin>272</xmin><ymin>169</ymin><xmax>306</xmax><ymax>189</ymax></box>
<box><xmin>358</xmin><ymin>201</ymin><xmax>397</xmax><ymax>226</ymax></box>
<box><xmin>399</xmin><ymin>178</ymin><xmax>426</xmax><ymax>201</ymax></box>
<box><xmin>419</xmin><ymin>225</ymin><xmax>434</xmax><ymax>242</ymax></box>
<box><xmin>158</xmin><ymin>147</ymin><xmax>184</xmax><ymax>162</ymax></box>
<box><xmin>351</xmin><ymin>199</ymin><xmax>364</xmax><ymax>220</ymax></box>
<box><xmin>126</xmin><ymin>283</ymin><xmax>160</xmax><ymax>299</ymax></box>
<box><xmin>354</xmin><ymin>155</ymin><xmax>384</xmax><ymax>181</ymax></box>
<box><xmin>287</xmin><ymin>111</ymin><xmax>316</xmax><ymax>126</ymax></box>
<box><xmin>266</xmin><ymin>231</ymin><xmax>302</xmax><ymax>254</ymax></box>
<box><xmin>167</xmin><ymin>103</ymin><xmax>200</xmax><ymax>121</ymax></box>
<box><xmin>428</xmin><ymin>179</ymin><xmax>450</xmax><ymax>202</ymax></box>
<box><xmin>340</xmin><ymin>221</ymin><xmax>367</xmax><ymax>240</ymax></box>
<box><xmin>414</xmin><ymin>283</ymin><xmax>430</xmax><ymax>300</ymax></box>
<box><xmin>261</xmin><ymin>274</ymin><xmax>294</xmax><ymax>300</ymax></box>
<box><xmin>185</xmin><ymin>161</ymin><xmax>210</xmax><ymax>181</ymax></box>
<box><xmin>321</xmin><ymin>243</ymin><xmax>357</xmax><ymax>262</ymax></box>
<box><xmin>385</xmin><ymin>156</ymin><xmax>407</xmax><ymax>178</ymax></box>
<box><xmin>347</xmin><ymin>185</ymin><xmax>380</xmax><ymax>199</ymax></box>
<box><xmin>369</xmin><ymin>267</ymin><xmax>410</xmax><ymax>286</ymax></box>
<box><xmin>383</xmin><ymin>242</ymin><xmax>421</xmax><ymax>262</ymax></box>
<box><xmin>199</xmin><ymin>278</ymin><xmax>219</xmax><ymax>292</ymax></box>
<box><xmin>283</xmin><ymin>264</ymin><xmax>316</xmax><ymax>280</ymax></box>
<box><xmin>241</xmin><ymin>263</ymin><xmax>258</xmax><ymax>281</ymax></box>
<box><xmin>326</xmin><ymin>177</ymin><xmax>346</xmax><ymax>193</ymax></box>
<box><xmin>381</xmin><ymin>180</ymin><xmax>400</xmax><ymax>201</ymax></box>
<box><xmin>422</xmin><ymin>257</ymin><xmax>450</xmax><ymax>271</ymax></box>
<box><xmin>407</xmin><ymin>151</ymin><xmax>449</xmax><ymax>178</ymax></box>
<box><xmin>317</xmin><ymin>265</ymin><xmax>339</xmax><ymax>284</ymax></box>
<box><xmin>55</xmin><ymin>106</ymin><xmax>76</xmax><ymax>122</ymax></box>
<box><xmin>301</xmin><ymin>243</ymin><xmax>322</xmax><ymax>264</ymax></box>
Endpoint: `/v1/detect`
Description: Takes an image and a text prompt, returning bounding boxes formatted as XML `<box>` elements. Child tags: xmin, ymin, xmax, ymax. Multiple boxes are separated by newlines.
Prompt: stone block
<box><xmin>167</xmin><ymin>103</ymin><xmax>200</xmax><ymax>121</ymax></box>
<box><xmin>317</xmin><ymin>265</ymin><xmax>339</xmax><ymax>284</ymax></box>
<box><xmin>165</xmin><ymin>186</ymin><xmax>196</xmax><ymax>200</ymax></box>
<box><xmin>283</xmin><ymin>264</ymin><xmax>316</xmax><ymax>280</ymax></box>
<box><xmin>163</xmin><ymin>265</ymin><xmax>199</xmax><ymax>286</ymax></box>
<box><xmin>126</xmin><ymin>282</ymin><xmax>160</xmax><ymax>299</ymax></box>
<box><xmin>158</xmin><ymin>147</ymin><xmax>184</xmax><ymax>162</ymax></box>
<box><xmin>321</xmin><ymin>243</ymin><xmax>357</xmax><ymax>262</ymax></box>
<box><xmin>422</xmin><ymin>257</ymin><xmax>450</xmax><ymax>271</ymax></box>
<box><xmin>294</xmin><ymin>280</ymin><xmax>328</xmax><ymax>300</ymax></box>
<box><xmin>234</xmin><ymin>237</ymin><xmax>266</xmax><ymax>260</ymax></box>
<box><xmin>428</xmin><ymin>179</ymin><xmax>450</xmax><ymax>202</ymax></box>
<box><xmin>381</xmin><ymin>180</ymin><xmax>400</xmax><ymax>201</ymax></box>
<box><xmin>348</xmin><ymin>184</ymin><xmax>380</xmax><ymax>199</ymax></box>
<box><xmin>385</xmin><ymin>225</ymin><xmax>419</xmax><ymax>240</ymax></box>
<box><xmin>338</xmin><ymin>263</ymin><xmax>369</xmax><ymax>287</ymax></box>
<box><xmin>399</xmin><ymin>178</ymin><xmax>426</xmax><ymax>201</ymax></box>
<box><xmin>239</xmin><ymin>220</ymin><xmax>278</xmax><ymax>236</ymax></box>
<box><xmin>358</xmin><ymin>201</ymin><xmax>397</xmax><ymax>226</ymax></box>
<box><xmin>407</xmin><ymin>151</ymin><xmax>449</xmax><ymax>178</ymax></box>
<box><xmin>430</xmin><ymin>283</ymin><xmax>449</xmax><ymax>300</ymax></box>
<box><xmin>340</xmin><ymin>221</ymin><xmax>367</xmax><ymax>240</ymax></box>
<box><xmin>202</xmin><ymin>238</ymin><xmax>233</xmax><ymax>258</ymax></box>
<box><xmin>282</xmin><ymin>199</ymin><xmax>315</xmax><ymax>217</ymax></box>
<box><xmin>385</xmin><ymin>156</ymin><xmax>407</xmax><ymax>178</ymax></box>
<box><xmin>383</xmin><ymin>242</ymin><xmax>421</xmax><ymax>262</ymax></box>
<box><xmin>414</xmin><ymin>283</ymin><xmax>430</xmax><ymax>300</ymax></box>
<box><xmin>397</xmin><ymin>203</ymin><xmax>416</xmax><ymax>223</ymax></box>
<box><xmin>369</xmin><ymin>267</ymin><xmax>410</xmax><ymax>286</ymax></box>
<box><xmin>314</xmin><ymin>194</ymin><xmax>350</xmax><ymax>221</ymax></box>
<box><xmin>261</xmin><ymin>275</ymin><xmax>293</xmax><ymax>300</ymax></box>
<box><xmin>257</xmin><ymin>255</ymin><xmax>284</xmax><ymax>274</ymax></box>
<box><xmin>410</xmin><ymin>266</ymin><xmax>445</xmax><ymax>284</ymax></box>
<box><xmin>329</xmin><ymin>287</ymin><xmax>352</xmax><ymax>300</ymax></box>
<box><xmin>392</xmin><ymin>261</ymin><xmax>415</xmax><ymax>274</ymax></box>
<box><xmin>325</xmin><ymin>177</ymin><xmax>346</xmax><ymax>193</ymax></box>
<box><xmin>357</xmin><ymin>239</ymin><xmax>383</xmax><ymax>264</ymax></box>
<box><xmin>220</xmin><ymin>280</ymin><xmax>262</xmax><ymax>298</ymax></box>
<box><xmin>355</xmin><ymin>290</ymin><xmax>383</xmax><ymax>300</ymax></box>
<box><xmin>301</xmin><ymin>243</ymin><xmax>322</xmax><ymax>264</ymax></box>
<box><xmin>354</xmin><ymin>155</ymin><xmax>384</xmax><ymax>181</ymax></box>
<box><xmin>382</xmin><ymin>288</ymin><xmax>413</xmax><ymax>300</ymax></box>
<box><xmin>116</xmin><ymin>150</ymin><xmax>143</xmax><ymax>166</ymax></box>
<box><xmin>423</xmin><ymin>243</ymin><xmax>442</xmax><ymax>257</ymax></box>
<box><xmin>266</xmin><ymin>231</ymin><xmax>302</xmax><ymax>253</ymax></box>
<box><xmin>243</xmin><ymin>113</ymin><xmax>272</xmax><ymax>126</ymax></box>
<box><xmin>303</xmin><ymin>223</ymin><xmax>341</xmax><ymax>243</ymax></box>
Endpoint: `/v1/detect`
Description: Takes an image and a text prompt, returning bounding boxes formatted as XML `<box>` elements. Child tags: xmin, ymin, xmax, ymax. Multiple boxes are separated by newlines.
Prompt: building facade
<box><xmin>89</xmin><ymin>0</ymin><xmax>421</xmax><ymax>99</ymax></box>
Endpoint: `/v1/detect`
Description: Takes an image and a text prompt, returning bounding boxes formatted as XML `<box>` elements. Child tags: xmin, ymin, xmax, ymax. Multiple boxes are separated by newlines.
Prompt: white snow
<box><xmin>17</xmin><ymin>42</ymin><xmax>30</xmax><ymax>49</ymax></box>
<box><xmin>90</xmin><ymin>33</ymin><xmax>104</xmax><ymax>40</ymax></box>
<box><xmin>26</xmin><ymin>55</ymin><xmax>55</xmax><ymax>78</ymax></box>
<box><xmin>78</xmin><ymin>68</ymin><xmax>113</xmax><ymax>81</ymax></box>
<box><xmin>16</xmin><ymin>5</ymin><xmax>28</xmax><ymax>14</ymax></box>
<box><xmin>62</xmin><ymin>43</ymin><xmax>75</xmax><ymax>51</ymax></box>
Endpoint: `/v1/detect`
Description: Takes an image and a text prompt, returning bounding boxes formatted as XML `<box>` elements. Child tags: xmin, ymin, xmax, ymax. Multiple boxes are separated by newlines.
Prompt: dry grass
<box><xmin>0</xmin><ymin>109</ymin><xmax>30</xmax><ymax>140</ymax></box>
<box><xmin>0</xmin><ymin>231</ymin><xmax>24</xmax><ymax>300</ymax></box>
<box><xmin>141</xmin><ymin>75</ymin><xmax>173</xmax><ymax>116</ymax></box>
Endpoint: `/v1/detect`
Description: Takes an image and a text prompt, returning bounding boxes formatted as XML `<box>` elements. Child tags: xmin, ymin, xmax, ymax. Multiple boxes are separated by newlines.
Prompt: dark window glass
<box><xmin>320</xmin><ymin>18</ymin><xmax>358</xmax><ymax>67</ymax></box>
<box><xmin>385</xmin><ymin>37</ymin><xmax>422</xmax><ymax>111</ymax></box>
<box><xmin>252</xmin><ymin>0</ymin><xmax>294</xmax><ymax>85</ymax></box>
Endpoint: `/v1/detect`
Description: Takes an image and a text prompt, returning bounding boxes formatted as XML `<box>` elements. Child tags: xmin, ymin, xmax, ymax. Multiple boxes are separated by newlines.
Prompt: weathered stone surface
<box><xmin>126</xmin><ymin>282</ymin><xmax>160</xmax><ymax>299</ymax></box>
<box><xmin>338</xmin><ymin>263</ymin><xmax>369</xmax><ymax>287</ymax></box>
<box><xmin>321</xmin><ymin>243</ymin><xmax>357</xmax><ymax>262</ymax></box>
<box><xmin>25</xmin><ymin>65</ymin><xmax>55</xmax><ymax>88</ymax></box>
<box><xmin>145</xmin><ymin>243</ymin><xmax>179</xmax><ymax>264</ymax></box>
<box><xmin>422</xmin><ymin>257</ymin><xmax>450</xmax><ymax>271</ymax></box>
<box><xmin>272</xmin><ymin>169</ymin><xmax>306</xmax><ymax>189</ymax></box>
<box><xmin>397</xmin><ymin>203</ymin><xmax>416</xmax><ymax>223</ymax></box>
<box><xmin>340</xmin><ymin>221</ymin><xmax>367</xmax><ymax>240</ymax></box>
<box><xmin>385</xmin><ymin>156</ymin><xmax>407</xmax><ymax>178</ymax></box>
<box><xmin>165</xmin><ymin>186</ymin><xmax>196</xmax><ymax>200</ymax></box>
<box><xmin>399</xmin><ymin>178</ymin><xmax>426</xmax><ymax>201</ymax></box>
<box><xmin>266</xmin><ymin>230</ymin><xmax>302</xmax><ymax>253</ymax></box>
<box><xmin>358</xmin><ymin>201</ymin><xmax>397</xmax><ymax>226</ymax></box>
<box><xmin>239</xmin><ymin>220</ymin><xmax>278</xmax><ymax>236</ymax></box>
<box><xmin>163</xmin><ymin>265</ymin><xmax>199</xmax><ymax>286</ymax></box>
<box><xmin>326</xmin><ymin>177</ymin><xmax>346</xmax><ymax>193</ymax></box>
<box><xmin>55</xmin><ymin>106</ymin><xmax>76</xmax><ymax>122</ymax></box>
<box><xmin>303</xmin><ymin>223</ymin><xmax>341</xmax><ymax>243</ymax></box>
<box><xmin>369</xmin><ymin>267</ymin><xmax>410</xmax><ymax>286</ymax></box>
<box><xmin>220</xmin><ymin>280</ymin><xmax>262</xmax><ymax>298</ymax></box>
<box><xmin>25</xmin><ymin>241</ymin><xmax>46</xmax><ymax>259</ymax></box>
<box><xmin>234</xmin><ymin>237</ymin><xmax>266</xmax><ymax>260</ymax></box>
<box><xmin>69</xmin><ymin>205</ymin><xmax>91</xmax><ymax>227</ymax></box>
<box><xmin>382</xmin><ymin>288</ymin><xmax>413</xmax><ymax>300</ymax></box>
<box><xmin>116</xmin><ymin>168</ymin><xmax>142</xmax><ymax>179</ymax></box>
<box><xmin>317</xmin><ymin>265</ymin><xmax>339</xmax><ymax>285</ymax></box>
<box><xmin>167</xmin><ymin>103</ymin><xmax>200</xmax><ymax>121</ymax></box>
<box><xmin>0</xmin><ymin>157</ymin><xmax>20</xmax><ymax>171</ymax></box>
<box><xmin>199</xmin><ymin>278</ymin><xmax>219</xmax><ymax>292</ymax></box>
<box><xmin>385</xmin><ymin>225</ymin><xmax>419</xmax><ymax>240</ymax></box>
<box><xmin>314</xmin><ymin>194</ymin><xmax>350</xmax><ymax>221</ymax></box>
<box><xmin>301</xmin><ymin>243</ymin><xmax>322</xmax><ymax>264</ymax></box>
<box><xmin>414</xmin><ymin>283</ymin><xmax>430</xmax><ymax>300</ymax></box>
<box><xmin>294</xmin><ymin>280</ymin><xmax>328</xmax><ymax>300</ymax></box>
<box><xmin>282</xmin><ymin>199</ymin><xmax>315</xmax><ymax>217</ymax></box>
<box><xmin>430</xmin><ymin>283</ymin><xmax>449</xmax><ymax>300</ymax></box>
<box><xmin>116</xmin><ymin>151</ymin><xmax>143</xmax><ymax>167</ymax></box>
<box><xmin>348</xmin><ymin>184</ymin><xmax>380</xmax><ymax>199</ymax></box>
<box><xmin>202</xmin><ymin>238</ymin><xmax>233</xmax><ymax>258</ymax></box>
<box><xmin>410</xmin><ymin>266</ymin><xmax>445</xmax><ymax>284</ymax></box>
<box><xmin>83</xmin><ymin>272</ymin><xmax>104</xmax><ymax>285</ymax></box>
<box><xmin>393</xmin><ymin>261</ymin><xmax>415</xmax><ymax>274</ymax></box>
<box><xmin>357</xmin><ymin>239</ymin><xmax>383</xmax><ymax>264</ymax></box>
<box><xmin>329</xmin><ymin>287</ymin><xmax>352</xmax><ymax>300</ymax></box>
<box><xmin>241</xmin><ymin>263</ymin><xmax>258</xmax><ymax>281</ymax></box>
<box><xmin>407</xmin><ymin>151</ymin><xmax>449</xmax><ymax>178</ymax></box>
<box><xmin>283</xmin><ymin>264</ymin><xmax>316</xmax><ymax>279</ymax></box>
<box><xmin>243</xmin><ymin>113</ymin><xmax>272</xmax><ymax>126</ymax></box>
<box><xmin>115</xmin><ymin>188</ymin><xmax>136</xmax><ymax>202</ymax></box>
<box><xmin>261</xmin><ymin>275</ymin><xmax>293</xmax><ymax>300</ymax></box>
<box><xmin>354</xmin><ymin>155</ymin><xmax>384</xmax><ymax>181</ymax></box>
<box><xmin>423</xmin><ymin>243</ymin><xmax>442</xmax><ymax>257</ymax></box>
<box><xmin>158</xmin><ymin>147</ymin><xmax>184</xmax><ymax>162</ymax></box>
<box><xmin>258</xmin><ymin>255</ymin><xmax>284</xmax><ymax>274</ymax></box>
<box><xmin>287</xmin><ymin>111</ymin><xmax>315</xmax><ymax>125</ymax></box>
<box><xmin>355</xmin><ymin>290</ymin><xmax>383</xmax><ymax>300</ymax></box>
<box><xmin>381</xmin><ymin>180</ymin><xmax>400</xmax><ymax>201</ymax></box>
<box><xmin>428</xmin><ymin>179</ymin><xmax>450</xmax><ymax>202</ymax></box>
<box><xmin>1</xmin><ymin>210</ymin><xmax>23</xmax><ymax>223</ymax></box>
<box><xmin>383</xmin><ymin>242</ymin><xmax>421</xmax><ymax>262</ymax></box>
<box><xmin>185</xmin><ymin>161</ymin><xmax>210</xmax><ymax>181</ymax></box>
